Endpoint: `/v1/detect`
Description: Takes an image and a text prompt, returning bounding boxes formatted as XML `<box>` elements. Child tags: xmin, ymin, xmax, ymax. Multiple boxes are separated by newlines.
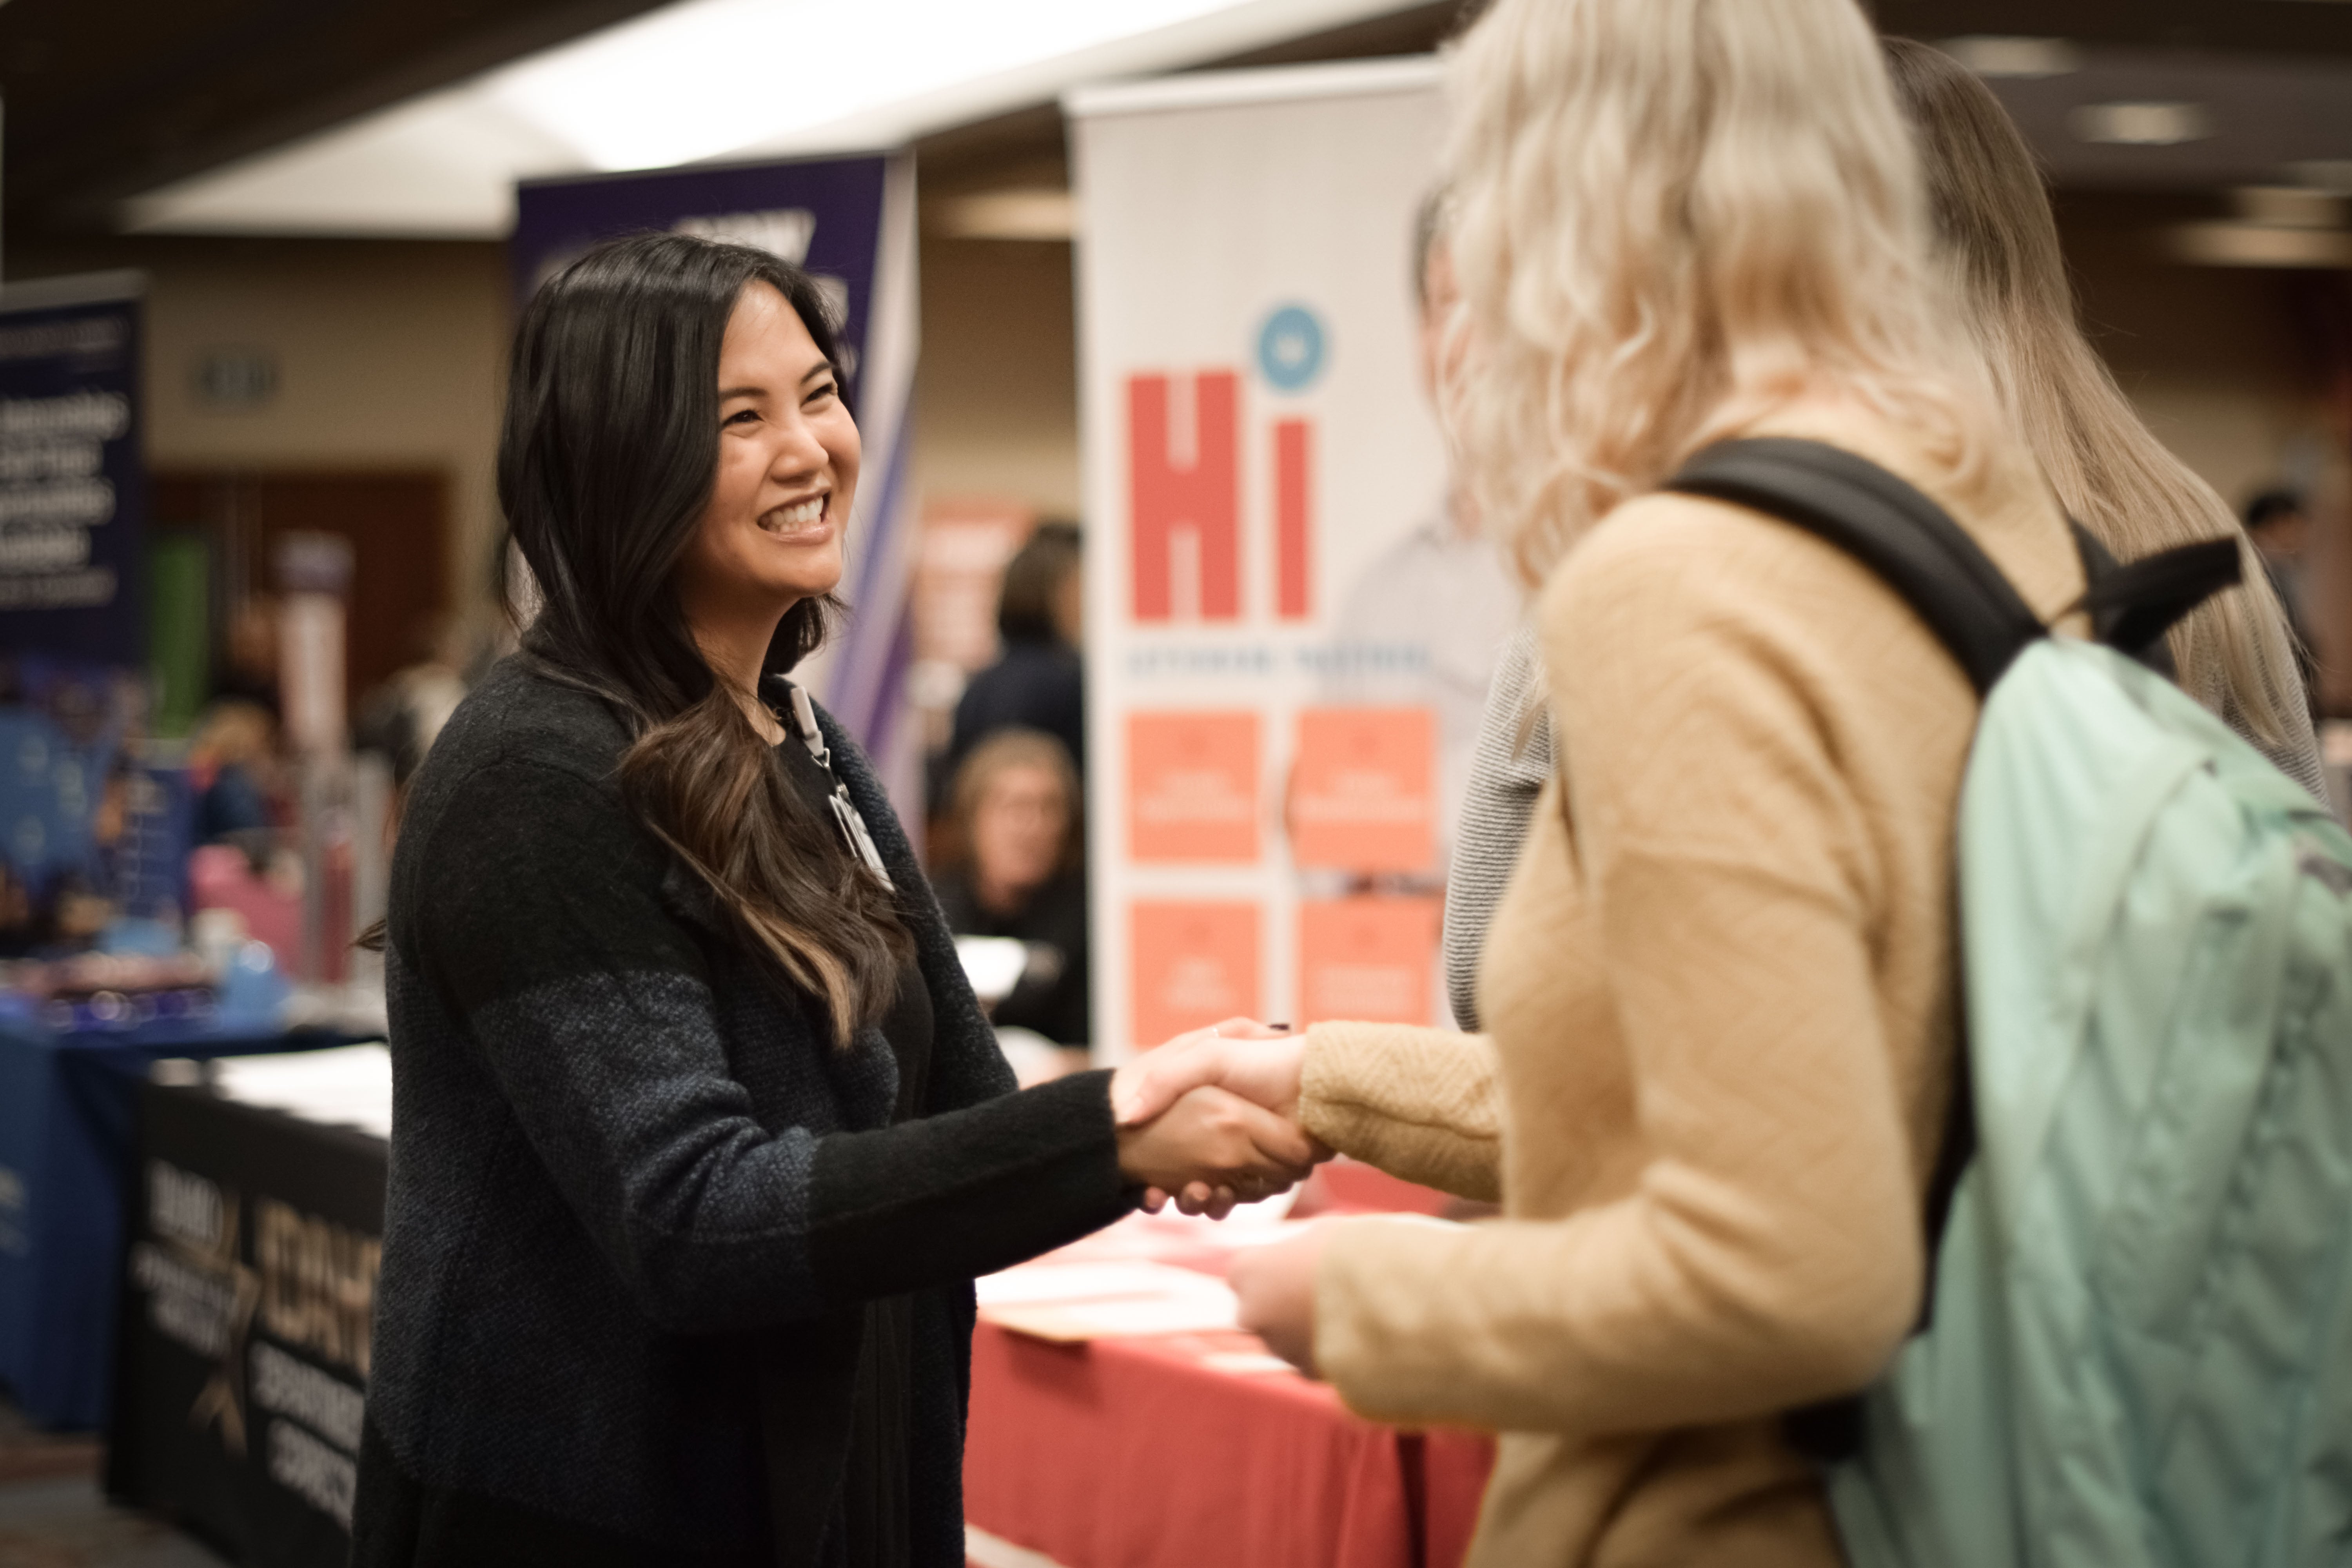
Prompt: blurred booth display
<box><xmin>1073</xmin><ymin>58</ymin><xmax>1505</xmax><ymax>1054</ymax></box>
<box><xmin>108</xmin><ymin>1047</ymin><xmax>390</xmax><ymax>1566</ymax></box>
<box><xmin>0</xmin><ymin>274</ymin><xmax>161</xmax><ymax>951</ymax></box>
<box><xmin>274</xmin><ymin>531</ymin><xmax>352</xmax><ymax>758</ymax></box>
<box><xmin>908</xmin><ymin>499</ymin><xmax>1037</xmax><ymax>762</ymax></box>
<box><xmin>1125</xmin><ymin>711</ymin><xmax>1259</xmax><ymax>864</ymax></box>
<box><xmin>0</xmin><ymin>667</ymin><xmax>181</xmax><ymax>948</ymax></box>
<box><xmin>0</xmin><ymin>1011</ymin><xmax>353</xmax><ymax>1432</ymax></box>
<box><xmin>915</xmin><ymin>500</ymin><xmax>1037</xmax><ymax>673</ymax></box>
<box><xmin>0</xmin><ymin>272</ymin><xmax>146</xmax><ymax>666</ymax></box>
<box><xmin>512</xmin><ymin>153</ymin><xmax>926</xmax><ymax>826</ymax></box>
<box><xmin>1297</xmin><ymin>895</ymin><xmax>1440</xmax><ymax>1027</ymax></box>
<box><xmin>1127</xmin><ymin>901</ymin><xmax>1259</xmax><ymax>1048</ymax></box>
<box><xmin>146</xmin><ymin>532</ymin><xmax>209</xmax><ymax>739</ymax></box>
<box><xmin>1289</xmin><ymin>706</ymin><xmax>1433</xmax><ymax>873</ymax></box>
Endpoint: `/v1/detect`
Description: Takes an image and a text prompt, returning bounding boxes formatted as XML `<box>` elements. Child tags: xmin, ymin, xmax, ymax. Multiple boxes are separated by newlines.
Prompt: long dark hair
<box><xmin>500</xmin><ymin>231</ymin><xmax>911</xmax><ymax>1045</ymax></box>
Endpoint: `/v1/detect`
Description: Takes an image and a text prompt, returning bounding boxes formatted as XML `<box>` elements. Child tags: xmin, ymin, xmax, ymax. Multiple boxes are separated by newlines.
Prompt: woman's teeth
<box><xmin>762</xmin><ymin>497</ymin><xmax>826</xmax><ymax>534</ymax></box>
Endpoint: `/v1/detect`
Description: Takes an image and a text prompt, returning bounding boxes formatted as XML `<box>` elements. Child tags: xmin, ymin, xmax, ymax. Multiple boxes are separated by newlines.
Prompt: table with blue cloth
<box><xmin>0</xmin><ymin>1008</ymin><xmax>357</xmax><ymax>1429</ymax></box>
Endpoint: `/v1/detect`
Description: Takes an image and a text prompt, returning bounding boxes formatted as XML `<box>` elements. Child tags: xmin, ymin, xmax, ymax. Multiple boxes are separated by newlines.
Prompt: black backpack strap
<box><xmin>1665</xmin><ymin>437</ymin><xmax>2024</xmax><ymax>1467</ymax></box>
<box><xmin>1659</xmin><ymin>437</ymin><xmax>2245</xmax><ymax>1469</ymax></box>
<box><xmin>1666</xmin><ymin>438</ymin><xmax>2046</xmax><ymax>696</ymax></box>
<box><xmin>2078</xmin><ymin>535</ymin><xmax>2241</xmax><ymax>662</ymax></box>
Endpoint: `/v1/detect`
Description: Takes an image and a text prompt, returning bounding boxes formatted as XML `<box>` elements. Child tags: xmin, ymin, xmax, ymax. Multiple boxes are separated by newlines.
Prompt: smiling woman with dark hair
<box><xmin>351</xmin><ymin>232</ymin><xmax>1317</xmax><ymax>1568</ymax></box>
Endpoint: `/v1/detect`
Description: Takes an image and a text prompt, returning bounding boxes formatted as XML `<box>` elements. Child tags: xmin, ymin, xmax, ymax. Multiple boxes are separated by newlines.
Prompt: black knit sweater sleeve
<box><xmin>408</xmin><ymin>755</ymin><xmax>1131</xmax><ymax>1336</ymax></box>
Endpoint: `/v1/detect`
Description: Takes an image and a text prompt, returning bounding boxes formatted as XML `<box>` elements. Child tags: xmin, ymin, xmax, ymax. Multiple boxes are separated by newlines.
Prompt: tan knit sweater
<box><xmin>1298</xmin><ymin>409</ymin><xmax>2083</xmax><ymax>1567</ymax></box>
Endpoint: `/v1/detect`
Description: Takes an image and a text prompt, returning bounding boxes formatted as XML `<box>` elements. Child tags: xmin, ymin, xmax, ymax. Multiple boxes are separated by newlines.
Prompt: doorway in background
<box><xmin>151</xmin><ymin>470</ymin><xmax>450</xmax><ymax>713</ymax></box>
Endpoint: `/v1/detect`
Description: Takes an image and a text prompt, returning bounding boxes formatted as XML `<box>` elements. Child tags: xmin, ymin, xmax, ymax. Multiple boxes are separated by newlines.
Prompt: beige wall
<box><xmin>913</xmin><ymin>234</ymin><xmax>1082</xmax><ymax>521</ymax></box>
<box><xmin>17</xmin><ymin>237</ymin><xmax>512</xmax><ymax>610</ymax></box>
<box><xmin>2068</xmin><ymin>227</ymin><xmax>2326</xmax><ymax>510</ymax></box>
<box><xmin>2064</xmin><ymin>224</ymin><xmax>2352</xmax><ymax>710</ymax></box>
<box><xmin>152</xmin><ymin>240</ymin><xmax>509</xmax><ymax>607</ymax></box>
<box><xmin>19</xmin><ymin>224</ymin><xmax>2341</xmax><ymax>707</ymax></box>
<box><xmin>16</xmin><ymin>230</ymin><xmax>1089</xmax><ymax>615</ymax></box>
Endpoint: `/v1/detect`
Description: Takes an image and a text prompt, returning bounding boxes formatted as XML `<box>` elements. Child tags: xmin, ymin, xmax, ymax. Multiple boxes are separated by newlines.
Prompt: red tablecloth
<box><xmin>963</xmin><ymin>1179</ymin><xmax>1494</xmax><ymax>1568</ymax></box>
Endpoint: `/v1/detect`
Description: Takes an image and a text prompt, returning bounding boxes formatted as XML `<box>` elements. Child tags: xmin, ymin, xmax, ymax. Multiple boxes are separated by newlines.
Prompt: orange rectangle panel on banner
<box><xmin>1298</xmin><ymin>897</ymin><xmax>1439</xmax><ymax>1025</ymax></box>
<box><xmin>1129</xmin><ymin>902</ymin><xmax>1261</xmax><ymax>1048</ymax></box>
<box><xmin>1127</xmin><ymin>711</ymin><xmax>1261</xmax><ymax>862</ymax></box>
<box><xmin>1290</xmin><ymin>707</ymin><xmax>1435</xmax><ymax>873</ymax></box>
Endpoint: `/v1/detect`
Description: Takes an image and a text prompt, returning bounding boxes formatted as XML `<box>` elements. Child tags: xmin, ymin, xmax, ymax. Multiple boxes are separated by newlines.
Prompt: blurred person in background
<box><xmin>187</xmin><ymin>698</ymin><xmax>279</xmax><ymax>844</ymax></box>
<box><xmin>356</xmin><ymin>233</ymin><xmax>1317</xmax><ymax>1568</ymax></box>
<box><xmin>1884</xmin><ymin>38</ymin><xmax>2327</xmax><ymax>796</ymax></box>
<box><xmin>211</xmin><ymin>593</ymin><xmax>283</xmax><ymax>718</ymax></box>
<box><xmin>1126</xmin><ymin>0</ymin><xmax>2100</xmax><ymax>1560</ymax></box>
<box><xmin>2245</xmin><ymin>486</ymin><xmax>2321</xmax><ymax>717</ymax></box>
<box><xmin>942</xmin><ymin>521</ymin><xmax>1084</xmax><ymax>788</ymax></box>
<box><xmin>1320</xmin><ymin>190</ymin><xmax>1521</xmax><ymax>850</ymax></box>
<box><xmin>932</xmin><ymin>729</ymin><xmax>1087</xmax><ymax>1048</ymax></box>
<box><xmin>355</xmin><ymin>610</ymin><xmax>486</xmax><ymax>809</ymax></box>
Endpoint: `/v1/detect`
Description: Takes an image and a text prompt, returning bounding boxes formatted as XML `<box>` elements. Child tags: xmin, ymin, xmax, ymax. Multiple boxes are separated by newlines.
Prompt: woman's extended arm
<box><xmin>1298</xmin><ymin>1024</ymin><xmax>1502</xmax><ymax>1201</ymax></box>
<box><xmin>1114</xmin><ymin>1022</ymin><xmax>1504</xmax><ymax>1202</ymax></box>
<box><xmin>1289</xmin><ymin>509</ymin><xmax>1926</xmax><ymax>1436</ymax></box>
<box><xmin>407</xmin><ymin>759</ymin><xmax>1308</xmax><ymax>1335</ymax></box>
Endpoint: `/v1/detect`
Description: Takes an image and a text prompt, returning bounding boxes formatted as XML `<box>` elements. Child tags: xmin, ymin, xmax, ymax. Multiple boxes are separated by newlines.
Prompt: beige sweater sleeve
<box><xmin>1297</xmin><ymin>1023</ymin><xmax>1503</xmax><ymax>1202</ymax></box>
<box><xmin>1313</xmin><ymin>499</ymin><xmax>1927</xmax><ymax>1437</ymax></box>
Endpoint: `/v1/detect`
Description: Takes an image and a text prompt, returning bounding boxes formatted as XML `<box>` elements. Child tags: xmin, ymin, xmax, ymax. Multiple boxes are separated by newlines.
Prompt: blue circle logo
<box><xmin>1256</xmin><ymin>305</ymin><xmax>1326</xmax><ymax>392</ymax></box>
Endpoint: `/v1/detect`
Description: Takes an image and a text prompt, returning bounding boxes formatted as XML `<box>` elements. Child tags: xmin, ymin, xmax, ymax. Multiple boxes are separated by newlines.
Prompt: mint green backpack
<box><xmin>1671</xmin><ymin>440</ymin><xmax>2352</xmax><ymax>1568</ymax></box>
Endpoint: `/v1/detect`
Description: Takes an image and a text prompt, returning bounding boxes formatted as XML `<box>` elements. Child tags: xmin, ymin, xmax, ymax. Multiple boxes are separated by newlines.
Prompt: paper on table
<box><xmin>975</xmin><ymin>1262</ymin><xmax>1225</xmax><ymax>1308</ymax></box>
<box><xmin>210</xmin><ymin>1044</ymin><xmax>394</xmax><ymax>1138</ymax></box>
<box><xmin>981</xmin><ymin>1289</ymin><xmax>1240</xmax><ymax>1343</ymax></box>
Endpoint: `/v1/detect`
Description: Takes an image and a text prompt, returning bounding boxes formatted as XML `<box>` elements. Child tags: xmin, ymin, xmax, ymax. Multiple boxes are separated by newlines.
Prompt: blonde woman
<box><xmin>1884</xmin><ymin>34</ymin><xmax>2327</xmax><ymax>799</ymax></box>
<box><xmin>1123</xmin><ymin>0</ymin><xmax>2089</xmax><ymax>1561</ymax></box>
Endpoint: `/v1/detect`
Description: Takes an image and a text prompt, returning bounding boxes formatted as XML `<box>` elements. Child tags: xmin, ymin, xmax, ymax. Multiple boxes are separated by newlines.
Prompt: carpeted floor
<box><xmin>0</xmin><ymin>1399</ymin><xmax>227</xmax><ymax>1568</ymax></box>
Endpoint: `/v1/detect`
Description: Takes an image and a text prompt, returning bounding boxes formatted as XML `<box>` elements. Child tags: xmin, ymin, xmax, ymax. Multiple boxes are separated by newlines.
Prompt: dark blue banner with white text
<box><xmin>0</xmin><ymin>275</ymin><xmax>145</xmax><ymax>665</ymax></box>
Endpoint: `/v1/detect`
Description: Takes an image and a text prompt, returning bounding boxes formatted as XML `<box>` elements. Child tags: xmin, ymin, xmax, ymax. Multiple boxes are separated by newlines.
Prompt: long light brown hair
<box><xmin>1442</xmin><ymin>0</ymin><xmax>2004</xmax><ymax>592</ymax></box>
<box><xmin>1884</xmin><ymin>37</ymin><xmax>2313</xmax><ymax>750</ymax></box>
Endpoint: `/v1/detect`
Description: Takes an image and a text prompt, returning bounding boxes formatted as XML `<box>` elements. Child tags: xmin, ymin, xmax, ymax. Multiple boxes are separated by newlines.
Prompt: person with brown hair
<box><xmin>354</xmin><ymin>233</ymin><xmax>1317</xmax><ymax>1567</ymax></box>
<box><xmin>1882</xmin><ymin>35</ymin><xmax>2326</xmax><ymax>796</ymax></box>
<box><xmin>941</xmin><ymin>521</ymin><xmax>1086</xmax><ymax>788</ymax></box>
<box><xmin>931</xmin><ymin>728</ymin><xmax>1089</xmax><ymax>1046</ymax></box>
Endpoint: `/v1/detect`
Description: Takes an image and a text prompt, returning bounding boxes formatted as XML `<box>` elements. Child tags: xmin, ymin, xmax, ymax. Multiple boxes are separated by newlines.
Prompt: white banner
<box><xmin>1072</xmin><ymin>58</ymin><xmax>1521</xmax><ymax>1056</ymax></box>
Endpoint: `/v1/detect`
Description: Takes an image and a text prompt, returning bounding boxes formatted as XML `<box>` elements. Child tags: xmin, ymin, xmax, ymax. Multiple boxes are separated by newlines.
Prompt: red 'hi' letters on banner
<box><xmin>1298</xmin><ymin>897</ymin><xmax>1439</xmax><ymax>1024</ymax></box>
<box><xmin>1290</xmin><ymin>707</ymin><xmax>1434</xmax><ymax>873</ymax></box>
<box><xmin>1128</xmin><ymin>372</ymin><xmax>1240</xmax><ymax>621</ymax></box>
<box><xmin>1127</xmin><ymin>711</ymin><xmax>1260</xmax><ymax>862</ymax></box>
<box><xmin>1129</xmin><ymin>902</ymin><xmax>1261</xmax><ymax>1047</ymax></box>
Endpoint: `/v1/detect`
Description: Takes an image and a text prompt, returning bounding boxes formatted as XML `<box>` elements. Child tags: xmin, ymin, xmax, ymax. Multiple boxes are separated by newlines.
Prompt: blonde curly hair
<box><xmin>1441</xmin><ymin>0</ymin><xmax>2001</xmax><ymax>591</ymax></box>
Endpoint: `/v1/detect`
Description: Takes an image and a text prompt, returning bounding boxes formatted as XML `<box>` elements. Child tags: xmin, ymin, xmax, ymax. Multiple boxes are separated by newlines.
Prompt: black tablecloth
<box><xmin>106</xmin><ymin>1080</ymin><xmax>385</xmax><ymax>1568</ymax></box>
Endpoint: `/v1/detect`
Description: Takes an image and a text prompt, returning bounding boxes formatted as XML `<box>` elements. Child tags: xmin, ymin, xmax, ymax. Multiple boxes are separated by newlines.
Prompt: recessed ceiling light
<box><xmin>121</xmin><ymin>0</ymin><xmax>1420</xmax><ymax>238</ymax></box>
<box><xmin>2293</xmin><ymin>160</ymin><xmax>2352</xmax><ymax>195</ymax></box>
<box><xmin>1940</xmin><ymin>36</ymin><xmax>2081</xmax><ymax>79</ymax></box>
<box><xmin>2232</xmin><ymin>186</ymin><xmax>2347</xmax><ymax>229</ymax></box>
<box><xmin>2070</xmin><ymin>101</ymin><xmax>2214</xmax><ymax>147</ymax></box>
<box><xmin>2169</xmin><ymin>223</ymin><xmax>2352</xmax><ymax>269</ymax></box>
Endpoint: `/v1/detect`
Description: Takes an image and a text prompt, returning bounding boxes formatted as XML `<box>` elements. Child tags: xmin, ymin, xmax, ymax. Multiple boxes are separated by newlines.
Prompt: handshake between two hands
<box><xmin>1105</xmin><ymin>1016</ymin><xmax>1334</xmax><ymax>1373</ymax></box>
<box><xmin>1108</xmin><ymin>1015</ymin><xmax>1327</xmax><ymax>1217</ymax></box>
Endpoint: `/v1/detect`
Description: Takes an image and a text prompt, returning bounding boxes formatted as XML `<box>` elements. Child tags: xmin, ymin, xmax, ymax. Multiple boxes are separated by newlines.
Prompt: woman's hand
<box><xmin>1117</xmin><ymin>1085</ymin><xmax>1320</xmax><ymax>1220</ymax></box>
<box><xmin>1112</xmin><ymin>1020</ymin><xmax>1328</xmax><ymax>1214</ymax></box>
<box><xmin>1111</xmin><ymin>1017</ymin><xmax>1309</xmax><ymax>1127</ymax></box>
<box><xmin>1229</xmin><ymin>1223</ymin><xmax>1330</xmax><ymax>1375</ymax></box>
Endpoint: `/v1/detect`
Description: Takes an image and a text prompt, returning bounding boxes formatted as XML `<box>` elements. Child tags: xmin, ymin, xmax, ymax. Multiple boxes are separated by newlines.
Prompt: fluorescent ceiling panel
<box><xmin>125</xmin><ymin>0</ymin><xmax>1423</xmax><ymax>239</ymax></box>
